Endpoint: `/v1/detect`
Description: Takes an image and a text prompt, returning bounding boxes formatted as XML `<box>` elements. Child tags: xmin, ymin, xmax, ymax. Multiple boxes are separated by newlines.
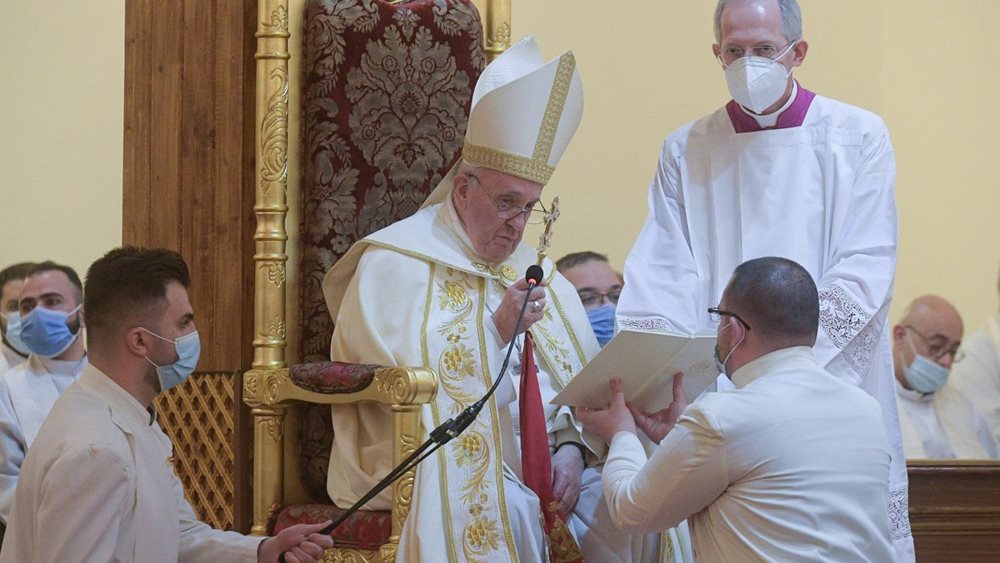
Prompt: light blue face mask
<box><xmin>141</xmin><ymin>328</ymin><xmax>201</xmax><ymax>391</ymax></box>
<box><xmin>20</xmin><ymin>305</ymin><xmax>82</xmax><ymax>358</ymax></box>
<box><xmin>901</xmin><ymin>332</ymin><xmax>949</xmax><ymax>394</ymax></box>
<box><xmin>3</xmin><ymin>312</ymin><xmax>29</xmax><ymax>356</ymax></box>
<box><xmin>586</xmin><ymin>304</ymin><xmax>616</xmax><ymax>347</ymax></box>
<box><xmin>713</xmin><ymin>319</ymin><xmax>745</xmax><ymax>377</ymax></box>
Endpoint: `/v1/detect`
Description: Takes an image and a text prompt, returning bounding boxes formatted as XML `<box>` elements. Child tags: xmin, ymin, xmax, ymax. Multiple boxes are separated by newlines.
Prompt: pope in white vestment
<box><xmin>0</xmin><ymin>364</ymin><xmax>262</xmax><ymax>562</ymax></box>
<box><xmin>0</xmin><ymin>353</ymin><xmax>86</xmax><ymax>523</ymax></box>
<box><xmin>950</xmin><ymin>311</ymin><xmax>1000</xmax><ymax>445</ymax></box>
<box><xmin>322</xmin><ymin>37</ymin><xmax>683</xmax><ymax>562</ymax></box>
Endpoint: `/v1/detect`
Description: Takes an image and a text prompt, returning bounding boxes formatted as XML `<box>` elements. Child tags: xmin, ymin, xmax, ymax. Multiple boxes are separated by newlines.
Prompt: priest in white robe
<box><xmin>0</xmin><ymin>262</ymin><xmax>87</xmax><ymax>525</ymax></box>
<box><xmin>949</xmin><ymin>278</ymin><xmax>1000</xmax><ymax>446</ymax></box>
<box><xmin>891</xmin><ymin>295</ymin><xmax>998</xmax><ymax>459</ymax></box>
<box><xmin>323</xmin><ymin>37</ymin><xmax>683</xmax><ymax>562</ymax></box>
<box><xmin>0</xmin><ymin>247</ymin><xmax>333</xmax><ymax>563</ymax></box>
<box><xmin>616</xmin><ymin>1</ymin><xmax>913</xmax><ymax>558</ymax></box>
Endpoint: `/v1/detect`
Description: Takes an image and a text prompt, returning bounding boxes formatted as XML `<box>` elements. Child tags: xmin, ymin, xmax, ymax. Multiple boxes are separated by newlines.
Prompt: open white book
<box><xmin>551</xmin><ymin>329</ymin><xmax>719</xmax><ymax>412</ymax></box>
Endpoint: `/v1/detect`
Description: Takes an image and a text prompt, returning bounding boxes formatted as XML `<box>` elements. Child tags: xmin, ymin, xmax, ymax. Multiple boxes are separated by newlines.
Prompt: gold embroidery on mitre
<box><xmin>463</xmin><ymin>143</ymin><xmax>555</xmax><ymax>185</ymax></box>
<box><xmin>546</xmin><ymin>501</ymin><xmax>585</xmax><ymax>562</ymax></box>
<box><xmin>533</xmin><ymin>52</ymin><xmax>576</xmax><ymax>166</ymax></box>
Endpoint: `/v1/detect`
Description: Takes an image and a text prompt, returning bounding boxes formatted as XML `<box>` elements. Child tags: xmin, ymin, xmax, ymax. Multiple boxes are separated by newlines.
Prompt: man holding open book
<box><xmin>579</xmin><ymin>257</ymin><xmax>895</xmax><ymax>561</ymax></box>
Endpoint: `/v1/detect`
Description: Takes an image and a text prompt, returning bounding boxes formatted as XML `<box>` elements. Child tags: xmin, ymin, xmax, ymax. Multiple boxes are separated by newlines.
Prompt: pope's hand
<box><xmin>551</xmin><ymin>444</ymin><xmax>585</xmax><ymax>515</ymax></box>
<box><xmin>258</xmin><ymin>521</ymin><xmax>335</xmax><ymax>563</ymax></box>
<box><xmin>627</xmin><ymin>372</ymin><xmax>687</xmax><ymax>444</ymax></box>
<box><xmin>492</xmin><ymin>278</ymin><xmax>546</xmax><ymax>345</ymax></box>
<box><xmin>577</xmin><ymin>377</ymin><xmax>636</xmax><ymax>444</ymax></box>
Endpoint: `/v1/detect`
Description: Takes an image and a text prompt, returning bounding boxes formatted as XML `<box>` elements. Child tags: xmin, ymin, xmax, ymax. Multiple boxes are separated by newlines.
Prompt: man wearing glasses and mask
<box><xmin>892</xmin><ymin>295</ymin><xmax>998</xmax><ymax>459</ymax></box>
<box><xmin>557</xmin><ymin>251</ymin><xmax>623</xmax><ymax>347</ymax></box>
<box><xmin>322</xmin><ymin>37</ymin><xmax>651</xmax><ymax>562</ymax></box>
<box><xmin>581</xmin><ymin>257</ymin><xmax>895</xmax><ymax>561</ymax></box>
<box><xmin>616</xmin><ymin>0</ymin><xmax>912</xmax><ymax>558</ymax></box>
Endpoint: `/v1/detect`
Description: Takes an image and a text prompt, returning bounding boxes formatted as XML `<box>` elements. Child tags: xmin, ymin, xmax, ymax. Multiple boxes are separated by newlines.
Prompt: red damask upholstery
<box><xmin>273</xmin><ymin>504</ymin><xmax>392</xmax><ymax>551</ymax></box>
<box><xmin>280</xmin><ymin>0</ymin><xmax>484</xmax><ymax>549</ymax></box>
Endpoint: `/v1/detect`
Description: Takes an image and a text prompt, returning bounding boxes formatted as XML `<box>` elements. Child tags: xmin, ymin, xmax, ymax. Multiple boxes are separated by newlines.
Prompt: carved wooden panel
<box><xmin>908</xmin><ymin>460</ymin><xmax>1000</xmax><ymax>562</ymax></box>
<box><xmin>123</xmin><ymin>0</ymin><xmax>257</xmax><ymax>532</ymax></box>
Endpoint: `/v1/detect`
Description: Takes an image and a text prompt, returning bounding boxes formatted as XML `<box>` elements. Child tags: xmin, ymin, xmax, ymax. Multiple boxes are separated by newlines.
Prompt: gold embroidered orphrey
<box><xmin>423</xmin><ymin>259</ymin><xmax>590</xmax><ymax>562</ymax></box>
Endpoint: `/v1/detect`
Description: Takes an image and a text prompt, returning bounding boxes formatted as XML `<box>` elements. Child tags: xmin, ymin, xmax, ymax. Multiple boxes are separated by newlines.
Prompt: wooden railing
<box><xmin>908</xmin><ymin>460</ymin><xmax>1000</xmax><ymax>562</ymax></box>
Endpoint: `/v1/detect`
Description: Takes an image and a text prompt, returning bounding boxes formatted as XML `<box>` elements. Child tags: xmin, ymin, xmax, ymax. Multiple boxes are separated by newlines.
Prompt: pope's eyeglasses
<box><xmin>465</xmin><ymin>173</ymin><xmax>548</xmax><ymax>225</ymax></box>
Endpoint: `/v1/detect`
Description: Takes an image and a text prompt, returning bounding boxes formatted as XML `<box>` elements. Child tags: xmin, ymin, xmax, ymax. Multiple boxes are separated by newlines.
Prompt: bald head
<box><xmin>898</xmin><ymin>295</ymin><xmax>963</xmax><ymax>341</ymax></box>
<box><xmin>893</xmin><ymin>295</ymin><xmax>964</xmax><ymax>382</ymax></box>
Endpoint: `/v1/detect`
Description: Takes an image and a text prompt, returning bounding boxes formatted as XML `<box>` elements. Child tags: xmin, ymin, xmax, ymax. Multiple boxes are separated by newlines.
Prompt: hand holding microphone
<box><xmin>493</xmin><ymin>265</ymin><xmax>546</xmax><ymax>344</ymax></box>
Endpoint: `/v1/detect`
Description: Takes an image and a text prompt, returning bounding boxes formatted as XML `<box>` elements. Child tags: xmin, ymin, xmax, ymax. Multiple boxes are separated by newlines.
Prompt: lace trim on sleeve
<box><xmin>819</xmin><ymin>284</ymin><xmax>881</xmax><ymax>379</ymax></box>
<box><xmin>888</xmin><ymin>486</ymin><xmax>912</xmax><ymax>540</ymax></box>
<box><xmin>617</xmin><ymin>317</ymin><xmax>671</xmax><ymax>333</ymax></box>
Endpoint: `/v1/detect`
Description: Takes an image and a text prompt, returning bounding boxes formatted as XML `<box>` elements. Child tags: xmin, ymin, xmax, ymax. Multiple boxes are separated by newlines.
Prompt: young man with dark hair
<box><xmin>0</xmin><ymin>247</ymin><xmax>332</xmax><ymax>563</ymax></box>
<box><xmin>0</xmin><ymin>261</ymin><xmax>87</xmax><ymax>531</ymax></box>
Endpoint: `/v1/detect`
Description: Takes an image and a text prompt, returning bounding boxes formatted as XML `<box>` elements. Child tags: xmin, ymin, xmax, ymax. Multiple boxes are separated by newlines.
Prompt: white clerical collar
<box><xmin>739</xmin><ymin>80</ymin><xmax>798</xmax><ymax>128</ymax></box>
<box><xmin>894</xmin><ymin>376</ymin><xmax>934</xmax><ymax>403</ymax></box>
<box><xmin>730</xmin><ymin>345</ymin><xmax>815</xmax><ymax>389</ymax></box>
<box><xmin>35</xmin><ymin>353</ymin><xmax>87</xmax><ymax>375</ymax></box>
<box><xmin>443</xmin><ymin>194</ymin><xmax>489</xmax><ymax>264</ymax></box>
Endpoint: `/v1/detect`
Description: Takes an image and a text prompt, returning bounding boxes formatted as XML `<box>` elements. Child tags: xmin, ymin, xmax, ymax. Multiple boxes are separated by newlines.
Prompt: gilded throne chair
<box><xmin>243</xmin><ymin>1</ymin><xmax>501</xmax><ymax>560</ymax></box>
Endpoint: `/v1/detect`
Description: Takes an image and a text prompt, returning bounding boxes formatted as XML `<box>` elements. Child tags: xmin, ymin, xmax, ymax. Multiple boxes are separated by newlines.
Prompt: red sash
<box><xmin>519</xmin><ymin>333</ymin><xmax>586</xmax><ymax>562</ymax></box>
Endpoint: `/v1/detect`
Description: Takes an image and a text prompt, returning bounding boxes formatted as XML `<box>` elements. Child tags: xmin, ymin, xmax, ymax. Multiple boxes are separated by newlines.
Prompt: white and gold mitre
<box><xmin>423</xmin><ymin>35</ymin><xmax>583</xmax><ymax>206</ymax></box>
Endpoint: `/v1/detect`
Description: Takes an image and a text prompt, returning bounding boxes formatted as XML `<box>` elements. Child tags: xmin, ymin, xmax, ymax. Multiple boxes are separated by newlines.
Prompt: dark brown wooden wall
<box><xmin>122</xmin><ymin>0</ymin><xmax>257</xmax><ymax>532</ymax></box>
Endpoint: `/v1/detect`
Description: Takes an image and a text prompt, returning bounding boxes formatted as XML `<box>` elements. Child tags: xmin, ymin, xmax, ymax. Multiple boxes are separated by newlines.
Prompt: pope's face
<box><xmin>452</xmin><ymin>169</ymin><xmax>543</xmax><ymax>264</ymax></box>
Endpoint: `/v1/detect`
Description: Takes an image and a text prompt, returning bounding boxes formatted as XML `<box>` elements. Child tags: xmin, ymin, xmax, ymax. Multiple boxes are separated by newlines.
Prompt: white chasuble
<box><xmin>323</xmin><ymin>202</ymin><xmax>617</xmax><ymax>562</ymax></box>
<box><xmin>618</xmin><ymin>94</ymin><xmax>913</xmax><ymax>557</ymax></box>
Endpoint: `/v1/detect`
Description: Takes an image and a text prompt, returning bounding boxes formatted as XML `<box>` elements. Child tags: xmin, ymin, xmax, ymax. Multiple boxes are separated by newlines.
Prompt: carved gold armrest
<box><xmin>243</xmin><ymin>365</ymin><xmax>436</xmax><ymax>563</ymax></box>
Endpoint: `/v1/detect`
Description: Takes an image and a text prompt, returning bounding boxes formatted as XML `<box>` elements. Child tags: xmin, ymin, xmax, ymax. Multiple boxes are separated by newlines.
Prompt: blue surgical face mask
<box><xmin>20</xmin><ymin>305</ymin><xmax>82</xmax><ymax>358</ymax></box>
<box><xmin>901</xmin><ymin>332</ymin><xmax>949</xmax><ymax>394</ymax></box>
<box><xmin>586</xmin><ymin>304</ymin><xmax>616</xmax><ymax>347</ymax></box>
<box><xmin>141</xmin><ymin>328</ymin><xmax>201</xmax><ymax>391</ymax></box>
<box><xmin>3</xmin><ymin>312</ymin><xmax>29</xmax><ymax>356</ymax></box>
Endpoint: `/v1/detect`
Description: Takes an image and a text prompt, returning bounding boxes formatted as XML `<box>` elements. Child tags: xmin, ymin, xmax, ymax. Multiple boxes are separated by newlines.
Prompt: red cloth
<box><xmin>519</xmin><ymin>333</ymin><xmax>586</xmax><ymax>562</ymax></box>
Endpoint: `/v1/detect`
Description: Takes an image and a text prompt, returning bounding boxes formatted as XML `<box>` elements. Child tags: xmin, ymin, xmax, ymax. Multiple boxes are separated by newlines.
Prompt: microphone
<box><xmin>309</xmin><ymin>265</ymin><xmax>544</xmax><ymax>542</ymax></box>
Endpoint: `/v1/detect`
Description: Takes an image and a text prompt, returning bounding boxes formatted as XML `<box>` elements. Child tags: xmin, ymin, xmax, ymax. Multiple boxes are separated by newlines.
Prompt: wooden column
<box><xmin>123</xmin><ymin>0</ymin><xmax>257</xmax><ymax>533</ymax></box>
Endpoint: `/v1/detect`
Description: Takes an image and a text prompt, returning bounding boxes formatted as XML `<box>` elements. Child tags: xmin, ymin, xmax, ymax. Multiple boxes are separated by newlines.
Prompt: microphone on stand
<box><xmin>307</xmin><ymin>265</ymin><xmax>544</xmax><ymax>542</ymax></box>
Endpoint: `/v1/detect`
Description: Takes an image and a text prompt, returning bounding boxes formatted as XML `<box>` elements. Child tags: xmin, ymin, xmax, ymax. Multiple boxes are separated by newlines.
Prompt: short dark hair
<box><xmin>84</xmin><ymin>247</ymin><xmax>191</xmax><ymax>348</ymax></box>
<box><xmin>26</xmin><ymin>261</ymin><xmax>83</xmax><ymax>304</ymax></box>
<box><xmin>725</xmin><ymin>257</ymin><xmax>818</xmax><ymax>343</ymax></box>
<box><xmin>0</xmin><ymin>262</ymin><xmax>38</xmax><ymax>291</ymax></box>
<box><xmin>556</xmin><ymin>251</ymin><xmax>609</xmax><ymax>272</ymax></box>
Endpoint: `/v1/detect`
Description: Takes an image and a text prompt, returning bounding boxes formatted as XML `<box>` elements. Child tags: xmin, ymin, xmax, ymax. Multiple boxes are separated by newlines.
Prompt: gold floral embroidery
<box><xmin>441</xmin><ymin>280</ymin><xmax>471</xmax><ymax>312</ymax></box>
<box><xmin>464</xmin><ymin>516</ymin><xmax>501</xmax><ymax>554</ymax></box>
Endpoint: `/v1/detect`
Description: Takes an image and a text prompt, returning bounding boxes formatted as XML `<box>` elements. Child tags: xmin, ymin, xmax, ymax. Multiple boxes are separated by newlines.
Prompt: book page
<box><xmin>551</xmin><ymin>329</ymin><xmax>718</xmax><ymax>412</ymax></box>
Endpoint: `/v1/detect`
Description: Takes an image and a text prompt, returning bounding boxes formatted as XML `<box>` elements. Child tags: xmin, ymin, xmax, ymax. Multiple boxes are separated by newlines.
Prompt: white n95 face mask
<box><xmin>724</xmin><ymin>42</ymin><xmax>796</xmax><ymax>114</ymax></box>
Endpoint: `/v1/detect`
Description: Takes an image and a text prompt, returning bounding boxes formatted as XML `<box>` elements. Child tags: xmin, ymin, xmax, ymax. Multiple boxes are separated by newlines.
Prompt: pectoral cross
<box><xmin>536</xmin><ymin>196</ymin><xmax>560</xmax><ymax>267</ymax></box>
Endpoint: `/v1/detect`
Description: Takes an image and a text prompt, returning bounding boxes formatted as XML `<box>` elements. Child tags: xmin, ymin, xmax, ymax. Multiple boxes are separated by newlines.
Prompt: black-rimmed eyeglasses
<box><xmin>708</xmin><ymin>307</ymin><xmax>752</xmax><ymax>331</ymax></box>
